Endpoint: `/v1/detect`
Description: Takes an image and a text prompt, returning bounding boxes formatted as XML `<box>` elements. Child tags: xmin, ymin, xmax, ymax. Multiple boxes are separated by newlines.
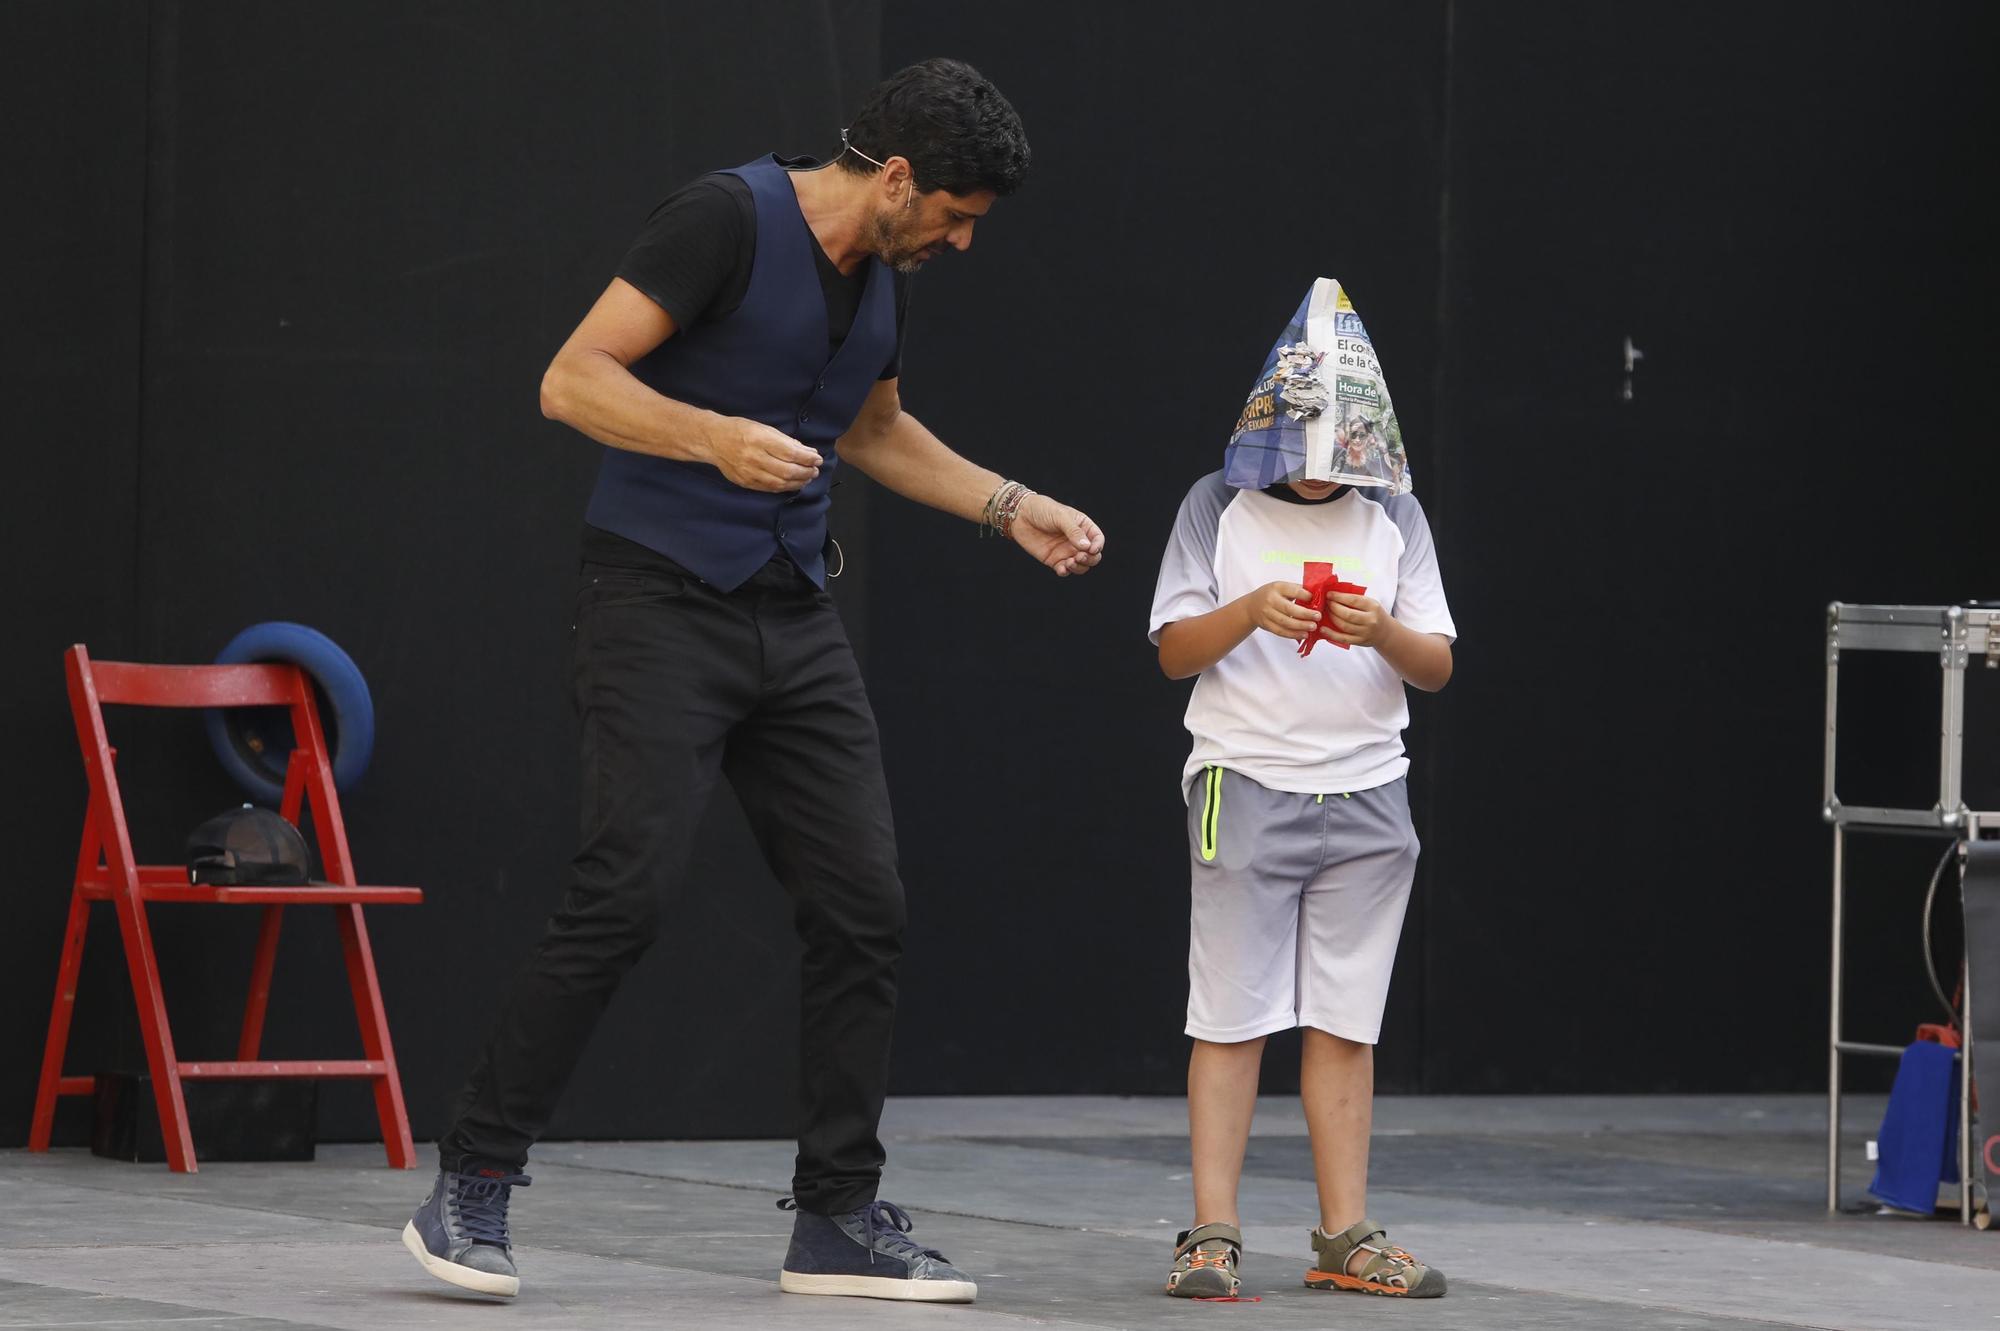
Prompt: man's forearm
<box><xmin>540</xmin><ymin>347</ymin><xmax>723</xmax><ymax>465</ymax></box>
<box><xmin>837</xmin><ymin>407</ymin><xmax>1001</xmax><ymax>521</ymax></box>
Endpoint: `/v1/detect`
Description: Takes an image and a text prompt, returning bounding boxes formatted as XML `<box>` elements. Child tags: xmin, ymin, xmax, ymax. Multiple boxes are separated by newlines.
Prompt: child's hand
<box><xmin>1321</xmin><ymin>591</ymin><xmax>1393</xmax><ymax>648</ymax></box>
<box><xmin>1245</xmin><ymin>582</ymin><xmax>1321</xmax><ymax>641</ymax></box>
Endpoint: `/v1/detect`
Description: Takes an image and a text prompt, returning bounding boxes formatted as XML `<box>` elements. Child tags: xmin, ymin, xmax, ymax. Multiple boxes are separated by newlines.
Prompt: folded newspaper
<box><xmin>1222</xmin><ymin>277</ymin><xmax>1412</xmax><ymax>495</ymax></box>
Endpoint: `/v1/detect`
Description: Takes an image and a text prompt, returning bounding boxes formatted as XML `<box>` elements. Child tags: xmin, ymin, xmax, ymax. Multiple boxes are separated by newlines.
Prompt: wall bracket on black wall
<box><xmin>1620</xmin><ymin>334</ymin><xmax>1644</xmax><ymax>403</ymax></box>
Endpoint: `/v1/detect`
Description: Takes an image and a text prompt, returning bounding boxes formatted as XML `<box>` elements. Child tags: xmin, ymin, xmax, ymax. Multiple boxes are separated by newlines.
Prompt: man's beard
<box><xmin>865</xmin><ymin>208</ymin><xmax>931</xmax><ymax>273</ymax></box>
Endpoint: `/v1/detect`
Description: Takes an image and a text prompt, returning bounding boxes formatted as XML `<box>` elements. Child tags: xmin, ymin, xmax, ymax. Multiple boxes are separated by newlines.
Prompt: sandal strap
<box><xmin>1312</xmin><ymin>1217</ymin><xmax>1388</xmax><ymax>1265</ymax></box>
<box><xmin>1174</xmin><ymin>1221</ymin><xmax>1243</xmax><ymax>1256</ymax></box>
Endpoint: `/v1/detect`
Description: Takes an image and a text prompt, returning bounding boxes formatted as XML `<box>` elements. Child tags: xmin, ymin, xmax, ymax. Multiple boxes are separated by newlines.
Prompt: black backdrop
<box><xmin>4</xmin><ymin>1</ymin><xmax>1994</xmax><ymax>1147</ymax></box>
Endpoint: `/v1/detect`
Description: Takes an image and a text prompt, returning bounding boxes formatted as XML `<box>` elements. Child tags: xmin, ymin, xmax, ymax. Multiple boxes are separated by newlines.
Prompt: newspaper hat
<box><xmin>1222</xmin><ymin>277</ymin><xmax>1412</xmax><ymax>495</ymax></box>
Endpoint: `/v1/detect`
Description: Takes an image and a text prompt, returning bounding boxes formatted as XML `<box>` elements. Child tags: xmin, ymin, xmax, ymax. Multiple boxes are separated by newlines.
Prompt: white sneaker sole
<box><xmin>402</xmin><ymin>1220</ymin><xmax>520</xmax><ymax>1298</ymax></box>
<box><xmin>778</xmin><ymin>1270</ymin><xmax>977</xmax><ymax>1302</ymax></box>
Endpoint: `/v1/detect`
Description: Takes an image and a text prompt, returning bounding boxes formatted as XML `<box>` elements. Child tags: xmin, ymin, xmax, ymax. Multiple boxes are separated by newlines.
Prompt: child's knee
<box><xmin>1302</xmin><ymin>1025</ymin><xmax>1371</xmax><ymax>1053</ymax></box>
<box><xmin>1192</xmin><ymin>1033</ymin><xmax>1268</xmax><ymax>1057</ymax></box>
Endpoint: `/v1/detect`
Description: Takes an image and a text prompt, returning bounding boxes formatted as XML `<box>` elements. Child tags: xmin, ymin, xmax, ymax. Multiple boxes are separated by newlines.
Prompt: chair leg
<box><xmin>28</xmin><ymin>891</ymin><xmax>93</xmax><ymax>1151</ymax></box>
<box><xmin>236</xmin><ymin>905</ymin><xmax>285</xmax><ymax>1060</ymax></box>
<box><xmin>112</xmin><ymin>894</ymin><xmax>196</xmax><ymax>1172</ymax></box>
<box><xmin>335</xmin><ymin>904</ymin><xmax>416</xmax><ymax>1168</ymax></box>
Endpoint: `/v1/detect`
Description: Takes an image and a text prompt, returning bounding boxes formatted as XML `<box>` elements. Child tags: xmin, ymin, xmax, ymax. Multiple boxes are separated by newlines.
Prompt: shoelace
<box><xmin>777</xmin><ymin>1196</ymin><xmax>946</xmax><ymax>1267</ymax></box>
<box><xmin>1184</xmin><ymin>1247</ymin><xmax>1235</xmax><ymax>1271</ymax></box>
<box><xmin>1361</xmin><ymin>1240</ymin><xmax>1416</xmax><ymax>1270</ymax></box>
<box><xmin>1349</xmin><ymin>1240</ymin><xmax>1417</xmax><ymax>1286</ymax></box>
<box><xmin>854</xmin><ymin>1200</ymin><xmax>946</xmax><ymax>1266</ymax></box>
<box><xmin>450</xmin><ymin>1170</ymin><xmax>530</xmax><ymax>1247</ymax></box>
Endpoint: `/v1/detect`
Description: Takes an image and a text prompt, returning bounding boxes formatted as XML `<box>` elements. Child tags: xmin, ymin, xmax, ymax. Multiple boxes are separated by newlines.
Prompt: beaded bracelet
<box><xmin>979</xmin><ymin>480</ymin><xmax>1014</xmax><ymax>532</ymax></box>
<box><xmin>980</xmin><ymin>480</ymin><xmax>1034</xmax><ymax>539</ymax></box>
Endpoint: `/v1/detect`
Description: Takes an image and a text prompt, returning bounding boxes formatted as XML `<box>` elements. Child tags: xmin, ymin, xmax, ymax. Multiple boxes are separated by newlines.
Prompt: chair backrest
<box><xmin>65</xmin><ymin>645</ymin><xmax>357</xmax><ymax>888</ymax></box>
<box><xmin>87</xmin><ymin>660</ymin><xmax>305</xmax><ymax>710</ymax></box>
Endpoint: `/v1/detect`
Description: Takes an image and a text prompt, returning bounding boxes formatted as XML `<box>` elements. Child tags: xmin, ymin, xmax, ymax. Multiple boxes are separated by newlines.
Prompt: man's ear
<box><xmin>881</xmin><ymin>156</ymin><xmax>916</xmax><ymax>206</ymax></box>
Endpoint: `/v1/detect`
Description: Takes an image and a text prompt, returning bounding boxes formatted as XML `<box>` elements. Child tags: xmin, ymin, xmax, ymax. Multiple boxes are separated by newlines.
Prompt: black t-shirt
<box><xmin>615</xmin><ymin>158</ymin><xmax>911</xmax><ymax>380</ymax></box>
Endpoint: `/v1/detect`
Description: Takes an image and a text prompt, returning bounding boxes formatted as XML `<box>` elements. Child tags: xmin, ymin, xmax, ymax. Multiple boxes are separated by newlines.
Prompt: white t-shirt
<box><xmin>1148</xmin><ymin>472</ymin><xmax>1456</xmax><ymax>796</ymax></box>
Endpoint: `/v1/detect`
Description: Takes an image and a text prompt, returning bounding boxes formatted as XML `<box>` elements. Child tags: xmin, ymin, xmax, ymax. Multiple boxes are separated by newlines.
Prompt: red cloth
<box><xmin>1916</xmin><ymin>1022</ymin><xmax>1961</xmax><ymax>1050</ymax></box>
<box><xmin>1294</xmin><ymin>561</ymin><xmax>1368</xmax><ymax>657</ymax></box>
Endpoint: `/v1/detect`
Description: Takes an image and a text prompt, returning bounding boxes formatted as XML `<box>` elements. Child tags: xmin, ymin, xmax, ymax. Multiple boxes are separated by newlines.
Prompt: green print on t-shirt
<box><xmin>1260</xmin><ymin>550</ymin><xmax>1368</xmax><ymax>576</ymax></box>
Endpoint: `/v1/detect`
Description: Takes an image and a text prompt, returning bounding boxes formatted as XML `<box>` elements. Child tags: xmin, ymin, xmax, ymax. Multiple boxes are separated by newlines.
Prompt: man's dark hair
<box><xmin>839</xmin><ymin>58</ymin><xmax>1029</xmax><ymax>197</ymax></box>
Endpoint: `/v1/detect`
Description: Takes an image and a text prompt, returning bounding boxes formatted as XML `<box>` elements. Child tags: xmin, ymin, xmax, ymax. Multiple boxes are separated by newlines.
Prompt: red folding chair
<box><xmin>27</xmin><ymin>645</ymin><xmax>423</xmax><ymax>1172</ymax></box>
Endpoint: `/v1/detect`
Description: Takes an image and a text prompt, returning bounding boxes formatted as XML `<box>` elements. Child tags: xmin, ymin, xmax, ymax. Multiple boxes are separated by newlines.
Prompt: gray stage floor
<box><xmin>2</xmin><ymin>1094</ymin><xmax>1992</xmax><ymax>1330</ymax></box>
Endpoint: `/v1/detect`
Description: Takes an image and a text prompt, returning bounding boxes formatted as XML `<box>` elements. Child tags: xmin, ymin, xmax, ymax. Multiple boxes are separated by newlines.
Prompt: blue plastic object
<box><xmin>1868</xmin><ymin>1039</ymin><xmax>1960</xmax><ymax>1214</ymax></box>
<box><xmin>203</xmin><ymin>622</ymin><xmax>375</xmax><ymax>803</ymax></box>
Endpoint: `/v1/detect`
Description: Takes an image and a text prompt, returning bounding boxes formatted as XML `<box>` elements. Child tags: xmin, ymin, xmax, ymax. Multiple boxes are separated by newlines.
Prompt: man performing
<box><xmin>402</xmin><ymin>58</ymin><xmax>1104</xmax><ymax>1305</ymax></box>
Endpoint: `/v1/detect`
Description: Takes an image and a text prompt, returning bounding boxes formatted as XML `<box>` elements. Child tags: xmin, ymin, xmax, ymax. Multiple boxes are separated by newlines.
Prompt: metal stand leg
<box><xmin>1963</xmin><ymin>816</ymin><xmax>1980</xmax><ymax>1225</ymax></box>
<box><xmin>1829</xmin><ymin>822</ymin><xmax>1845</xmax><ymax>1213</ymax></box>
<box><xmin>1961</xmin><ymin>966</ymin><xmax>1975</xmax><ymax>1224</ymax></box>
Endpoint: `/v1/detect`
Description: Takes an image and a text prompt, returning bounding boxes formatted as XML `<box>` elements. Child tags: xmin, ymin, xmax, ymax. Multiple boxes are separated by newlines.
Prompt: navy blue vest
<box><xmin>584</xmin><ymin>156</ymin><xmax>898</xmax><ymax>590</ymax></box>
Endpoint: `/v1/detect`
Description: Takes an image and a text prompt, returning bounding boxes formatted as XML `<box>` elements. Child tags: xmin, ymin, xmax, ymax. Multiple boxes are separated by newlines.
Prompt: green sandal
<box><xmin>1166</xmin><ymin>1221</ymin><xmax>1242</xmax><ymax>1298</ymax></box>
<box><xmin>1305</xmin><ymin>1218</ymin><xmax>1446</xmax><ymax>1298</ymax></box>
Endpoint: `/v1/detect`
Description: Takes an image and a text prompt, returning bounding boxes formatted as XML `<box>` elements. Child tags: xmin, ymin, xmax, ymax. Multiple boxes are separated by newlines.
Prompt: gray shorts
<box><xmin>1185</xmin><ymin>768</ymin><xmax>1419</xmax><ymax>1045</ymax></box>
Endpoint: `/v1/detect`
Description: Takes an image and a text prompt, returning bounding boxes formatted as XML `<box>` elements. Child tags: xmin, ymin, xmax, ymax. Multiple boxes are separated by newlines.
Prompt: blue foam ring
<box><xmin>203</xmin><ymin>622</ymin><xmax>375</xmax><ymax>803</ymax></box>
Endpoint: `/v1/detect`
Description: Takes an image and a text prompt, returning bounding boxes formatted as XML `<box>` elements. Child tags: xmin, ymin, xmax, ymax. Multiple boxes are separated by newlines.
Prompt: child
<box><xmin>1147</xmin><ymin>278</ymin><xmax>1455</xmax><ymax>1300</ymax></box>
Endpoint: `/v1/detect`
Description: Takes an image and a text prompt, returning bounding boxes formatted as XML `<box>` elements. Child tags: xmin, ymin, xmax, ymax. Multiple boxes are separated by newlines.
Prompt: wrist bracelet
<box><xmin>980</xmin><ymin>480</ymin><xmax>1034</xmax><ymax>539</ymax></box>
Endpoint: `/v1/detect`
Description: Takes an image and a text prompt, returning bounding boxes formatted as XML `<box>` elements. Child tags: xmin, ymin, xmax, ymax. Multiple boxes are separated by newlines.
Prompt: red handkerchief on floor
<box><xmin>1294</xmin><ymin>561</ymin><xmax>1368</xmax><ymax>656</ymax></box>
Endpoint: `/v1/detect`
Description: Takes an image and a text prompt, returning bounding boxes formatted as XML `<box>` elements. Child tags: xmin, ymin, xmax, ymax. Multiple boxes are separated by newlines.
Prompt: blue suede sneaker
<box><xmin>776</xmin><ymin>1197</ymin><xmax>977</xmax><ymax>1302</ymax></box>
<box><xmin>401</xmin><ymin>1163</ymin><xmax>530</xmax><ymax>1297</ymax></box>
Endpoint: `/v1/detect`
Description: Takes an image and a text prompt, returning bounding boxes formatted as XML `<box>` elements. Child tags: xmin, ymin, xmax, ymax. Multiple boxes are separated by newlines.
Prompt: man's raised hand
<box><xmin>1012</xmin><ymin>494</ymin><xmax>1106</xmax><ymax>577</ymax></box>
<box><xmin>709</xmin><ymin>417</ymin><xmax>824</xmax><ymax>492</ymax></box>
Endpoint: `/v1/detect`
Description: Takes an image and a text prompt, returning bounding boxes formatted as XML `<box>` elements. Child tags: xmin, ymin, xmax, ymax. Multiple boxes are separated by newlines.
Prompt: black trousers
<box><xmin>439</xmin><ymin>527</ymin><xmax>905</xmax><ymax>1215</ymax></box>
